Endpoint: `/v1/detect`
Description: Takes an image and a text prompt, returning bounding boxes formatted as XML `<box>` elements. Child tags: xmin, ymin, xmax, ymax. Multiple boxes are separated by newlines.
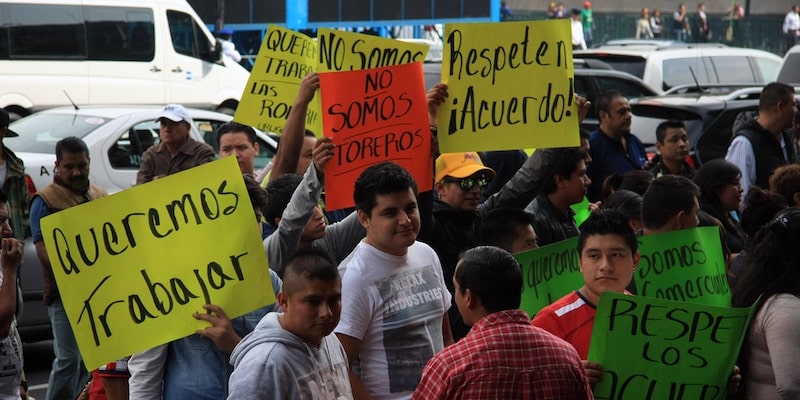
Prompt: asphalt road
<box><xmin>23</xmin><ymin>340</ymin><xmax>54</xmax><ymax>400</ymax></box>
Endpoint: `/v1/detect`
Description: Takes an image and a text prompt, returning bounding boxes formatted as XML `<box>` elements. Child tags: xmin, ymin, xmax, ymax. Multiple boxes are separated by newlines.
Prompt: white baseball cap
<box><xmin>157</xmin><ymin>104</ymin><xmax>192</xmax><ymax>123</ymax></box>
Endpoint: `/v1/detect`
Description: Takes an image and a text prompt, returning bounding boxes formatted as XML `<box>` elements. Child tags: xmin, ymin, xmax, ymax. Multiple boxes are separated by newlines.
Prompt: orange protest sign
<box><xmin>319</xmin><ymin>62</ymin><xmax>432</xmax><ymax>210</ymax></box>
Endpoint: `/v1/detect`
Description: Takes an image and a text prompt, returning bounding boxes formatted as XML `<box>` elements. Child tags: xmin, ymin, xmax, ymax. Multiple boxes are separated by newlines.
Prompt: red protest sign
<box><xmin>319</xmin><ymin>62</ymin><xmax>432</xmax><ymax>210</ymax></box>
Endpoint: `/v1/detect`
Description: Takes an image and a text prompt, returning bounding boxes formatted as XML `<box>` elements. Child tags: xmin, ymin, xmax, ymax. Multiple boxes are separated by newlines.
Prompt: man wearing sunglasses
<box><xmin>421</xmin><ymin>152</ymin><xmax>496</xmax><ymax>341</ymax></box>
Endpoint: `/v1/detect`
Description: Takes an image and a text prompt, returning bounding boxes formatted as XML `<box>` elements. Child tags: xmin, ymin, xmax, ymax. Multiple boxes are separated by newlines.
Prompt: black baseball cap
<box><xmin>0</xmin><ymin>110</ymin><xmax>18</xmax><ymax>137</ymax></box>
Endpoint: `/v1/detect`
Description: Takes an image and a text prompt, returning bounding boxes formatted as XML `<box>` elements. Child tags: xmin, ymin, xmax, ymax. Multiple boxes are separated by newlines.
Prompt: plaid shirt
<box><xmin>413</xmin><ymin>309</ymin><xmax>594</xmax><ymax>400</ymax></box>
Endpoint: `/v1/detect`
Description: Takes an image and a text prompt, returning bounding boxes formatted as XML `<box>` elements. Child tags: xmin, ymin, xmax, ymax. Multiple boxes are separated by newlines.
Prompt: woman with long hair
<box><xmin>693</xmin><ymin>159</ymin><xmax>746</xmax><ymax>257</ymax></box>
<box><xmin>732</xmin><ymin>207</ymin><xmax>800</xmax><ymax>399</ymax></box>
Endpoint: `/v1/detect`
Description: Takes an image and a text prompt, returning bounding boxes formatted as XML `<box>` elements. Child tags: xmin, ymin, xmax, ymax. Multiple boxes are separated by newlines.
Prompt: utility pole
<box><xmin>215</xmin><ymin>0</ymin><xmax>225</xmax><ymax>32</ymax></box>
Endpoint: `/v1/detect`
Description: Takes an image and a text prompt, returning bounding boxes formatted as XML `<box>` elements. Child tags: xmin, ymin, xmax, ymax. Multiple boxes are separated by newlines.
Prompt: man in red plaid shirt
<box><xmin>412</xmin><ymin>246</ymin><xmax>593</xmax><ymax>399</ymax></box>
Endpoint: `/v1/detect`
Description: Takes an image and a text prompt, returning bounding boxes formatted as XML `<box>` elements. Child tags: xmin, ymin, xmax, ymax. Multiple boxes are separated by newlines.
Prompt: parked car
<box><xmin>574</xmin><ymin>43</ymin><xmax>782</xmax><ymax>93</ymax></box>
<box><xmin>777</xmin><ymin>44</ymin><xmax>800</xmax><ymax>85</ymax></box>
<box><xmin>7</xmin><ymin>105</ymin><xmax>277</xmax><ymax>342</ymax></box>
<box><xmin>629</xmin><ymin>86</ymin><xmax>767</xmax><ymax>166</ymax></box>
<box><xmin>423</xmin><ymin>59</ymin><xmax>660</xmax><ymax>133</ymax></box>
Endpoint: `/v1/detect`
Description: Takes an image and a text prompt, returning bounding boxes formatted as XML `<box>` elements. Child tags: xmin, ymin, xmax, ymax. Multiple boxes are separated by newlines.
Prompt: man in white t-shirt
<box><xmin>335</xmin><ymin>162</ymin><xmax>453</xmax><ymax>400</ymax></box>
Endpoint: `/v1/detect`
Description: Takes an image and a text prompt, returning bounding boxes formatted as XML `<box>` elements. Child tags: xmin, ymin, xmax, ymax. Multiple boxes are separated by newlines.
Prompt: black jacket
<box><xmin>525</xmin><ymin>193</ymin><xmax>579</xmax><ymax>247</ymax></box>
<box><xmin>732</xmin><ymin>111</ymin><xmax>799</xmax><ymax>189</ymax></box>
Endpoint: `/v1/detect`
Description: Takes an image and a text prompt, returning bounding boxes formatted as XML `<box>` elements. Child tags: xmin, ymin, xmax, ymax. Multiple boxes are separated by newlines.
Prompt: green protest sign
<box><xmin>588</xmin><ymin>292</ymin><xmax>755</xmax><ymax>400</ymax></box>
<box><xmin>636</xmin><ymin>226</ymin><xmax>731</xmax><ymax>307</ymax></box>
<box><xmin>517</xmin><ymin>237</ymin><xmax>583</xmax><ymax>317</ymax></box>
<box><xmin>570</xmin><ymin>196</ymin><xmax>592</xmax><ymax>227</ymax></box>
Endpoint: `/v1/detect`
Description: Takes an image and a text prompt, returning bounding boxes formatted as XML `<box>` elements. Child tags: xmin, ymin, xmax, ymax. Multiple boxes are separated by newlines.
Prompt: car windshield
<box><xmin>6</xmin><ymin>113</ymin><xmax>109</xmax><ymax>153</ymax></box>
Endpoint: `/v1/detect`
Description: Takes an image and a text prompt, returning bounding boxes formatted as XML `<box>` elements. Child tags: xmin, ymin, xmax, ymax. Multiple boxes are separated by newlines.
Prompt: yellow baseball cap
<box><xmin>435</xmin><ymin>152</ymin><xmax>495</xmax><ymax>183</ymax></box>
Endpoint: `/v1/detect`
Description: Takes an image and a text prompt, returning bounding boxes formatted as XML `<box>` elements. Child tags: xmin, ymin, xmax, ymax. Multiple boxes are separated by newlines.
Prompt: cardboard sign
<box><xmin>438</xmin><ymin>20</ymin><xmax>580</xmax><ymax>152</ymax></box>
<box><xmin>41</xmin><ymin>157</ymin><xmax>275</xmax><ymax>369</ymax></box>
<box><xmin>319</xmin><ymin>62</ymin><xmax>433</xmax><ymax>210</ymax></box>
<box><xmin>235</xmin><ymin>26</ymin><xmax>429</xmax><ymax>136</ymax></box>
<box><xmin>588</xmin><ymin>292</ymin><xmax>755</xmax><ymax>400</ymax></box>
<box><xmin>517</xmin><ymin>237</ymin><xmax>583</xmax><ymax>317</ymax></box>
<box><xmin>636</xmin><ymin>226</ymin><xmax>731</xmax><ymax>307</ymax></box>
<box><xmin>234</xmin><ymin>25</ymin><xmax>321</xmax><ymax>134</ymax></box>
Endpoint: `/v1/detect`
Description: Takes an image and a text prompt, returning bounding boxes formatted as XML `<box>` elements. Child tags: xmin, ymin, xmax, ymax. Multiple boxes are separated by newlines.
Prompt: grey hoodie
<box><xmin>228</xmin><ymin>313</ymin><xmax>353</xmax><ymax>400</ymax></box>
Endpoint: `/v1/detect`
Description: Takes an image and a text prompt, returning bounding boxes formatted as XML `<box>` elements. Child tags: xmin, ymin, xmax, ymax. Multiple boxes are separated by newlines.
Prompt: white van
<box><xmin>0</xmin><ymin>0</ymin><xmax>249</xmax><ymax>118</ymax></box>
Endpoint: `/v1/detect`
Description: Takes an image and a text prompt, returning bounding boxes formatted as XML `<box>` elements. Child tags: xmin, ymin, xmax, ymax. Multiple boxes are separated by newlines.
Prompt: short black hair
<box><xmin>600</xmin><ymin>189</ymin><xmax>642</xmax><ymax>226</ymax></box>
<box><xmin>264</xmin><ymin>174</ymin><xmax>303</xmax><ymax>226</ymax></box>
<box><xmin>740</xmin><ymin>186</ymin><xmax>787</xmax><ymax>237</ymax></box>
<box><xmin>618</xmin><ymin>169</ymin><xmax>654</xmax><ymax>196</ymax></box>
<box><xmin>353</xmin><ymin>162</ymin><xmax>417</xmax><ymax>216</ymax></box>
<box><xmin>759</xmin><ymin>82</ymin><xmax>795</xmax><ymax>111</ymax></box>
<box><xmin>0</xmin><ymin>188</ymin><xmax>8</xmax><ymax>204</ymax></box>
<box><xmin>641</xmin><ymin>175</ymin><xmax>700</xmax><ymax>230</ymax></box>
<box><xmin>216</xmin><ymin>121</ymin><xmax>257</xmax><ymax>147</ymax></box>
<box><xmin>596</xmin><ymin>90</ymin><xmax>625</xmax><ymax>116</ymax></box>
<box><xmin>542</xmin><ymin>147</ymin><xmax>588</xmax><ymax>194</ymax></box>
<box><xmin>478</xmin><ymin>207</ymin><xmax>536</xmax><ymax>252</ymax></box>
<box><xmin>578</xmin><ymin>209</ymin><xmax>638</xmax><ymax>255</ymax></box>
<box><xmin>282</xmin><ymin>248</ymin><xmax>339</xmax><ymax>296</ymax></box>
<box><xmin>655</xmin><ymin>120</ymin><xmax>686</xmax><ymax>144</ymax></box>
<box><xmin>455</xmin><ymin>246</ymin><xmax>522</xmax><ymax>313</ymax></box>
<box><xmin>55</xmin><ymin>136</ymin><xmax>90</xmax><ymax>161</ymax></box>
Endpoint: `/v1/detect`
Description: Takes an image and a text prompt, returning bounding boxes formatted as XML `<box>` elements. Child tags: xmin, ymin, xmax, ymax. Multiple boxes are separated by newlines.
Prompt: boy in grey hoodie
<box><xmin>228</xmin><ymin>248</ymin><xmax>353</xmax><ymax>399</ymax></box>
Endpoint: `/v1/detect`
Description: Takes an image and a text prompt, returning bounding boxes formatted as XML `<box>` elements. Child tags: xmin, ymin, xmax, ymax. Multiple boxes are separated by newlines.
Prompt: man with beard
<box><xmin>30</xmin><ymin>136</ymin><xmax>107</xmax><ymax>400</ymax></box>
<box><xmin>586</xmin><ymin>90</ymin><xmax>647</xmax><ymax>202</ymax></box>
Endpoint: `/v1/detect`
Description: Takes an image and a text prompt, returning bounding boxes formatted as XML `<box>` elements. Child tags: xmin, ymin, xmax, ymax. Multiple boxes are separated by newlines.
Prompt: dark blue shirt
<box><xmin>587</xmin><ymin>129</ymin><xmax>647</xmax><ymax>201</ymax></box>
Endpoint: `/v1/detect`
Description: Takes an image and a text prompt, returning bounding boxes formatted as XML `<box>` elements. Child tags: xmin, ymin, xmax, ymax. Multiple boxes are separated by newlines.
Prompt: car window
<box><xmin>778</xmin><ymin>52</ymin><xmax>800</xmax><ymax>84</ymax></box>
<box><xmin>575</xmin><ymin>55</ymin><xmax>646</xmax><ymax>79</ymax></box>
<box><xmin>594</xmin><ymin>76</ymin><xmax>656</xmax><ymax>100</ymax></box>
<box><xmin>709</xmin><ymin>56</ymin><xmax>757</xmax><ymax>85</ymax></box>
<box><xmin>573</xmin><ymin>75</ymin><xmax>596</xmax><ymax>120</ymax></box>
<box><xmin>108</xmin><ymin>121</ymin><xmax>159</xmax><ymax>169</ymax></box>
<box><xmin>753</xmin><ymin>56</ymin><xmax>781</xmax><ymax>82</ymax></box>
<box><xmin>254</xmin><ymin>138</ymin><xmax>277</xmax><ymax>170</ymax></box>
<box><xmin>661</xmin><ymin>57</ymin><xmax>712</xmax><ymax>91</ymax></box>
<box><xmin>6</xmin><ymin>114</ymin><xmax>107</xmax><ymax>153</ymax></box>
<box><xmin>167</xmin><ymin>10</ymin><xmax>211</xmax><ymax>59</ymax></box>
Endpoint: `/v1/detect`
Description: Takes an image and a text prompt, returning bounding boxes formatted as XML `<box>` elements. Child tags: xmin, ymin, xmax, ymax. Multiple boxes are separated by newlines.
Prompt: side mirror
<box><xmin>202</xmin><ymin>39</ymin><xmax>223</xmax><ymax>64</ymax></box>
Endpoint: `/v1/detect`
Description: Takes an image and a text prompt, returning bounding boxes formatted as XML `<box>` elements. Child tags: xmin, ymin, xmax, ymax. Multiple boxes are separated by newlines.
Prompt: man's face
<box><xmin>358</xmin><ymin>188</ymin><xmax>420</xmax><ymax>256</ymax></box>
<box><xmin>452</xmin><ymin>270</ymin><xmax>472</xmax><ymax>325</ymax></box>
<box><xmin>55</xmin><ymin>151</ymin><xmax>90</xmax><ymax>192</ymax></box>
<box><xmin>219</xmin><ymin>132</ymin><xmax>259</xmax><ymax>175</ymax></box>
<box><xmin>297</xmin><ymin>136</ymin><xmax>317</xmax><ymax>175</ymax></box>
<box><xmin>278</xmin><ymin>278</ymin><xmax>342</xmax><ymax>346</ymax></box>
<box><xmin>301</xmin><ymin>206</ymin><xmax>327</xmax><ymax>242</ymax></box>
<box><xmin>509</xmin><ymin>224</ymin><xmax>538</xmax><ymax>254</ymax></box>
<box><xmin>656</xmin><ymin>127</ymin><xmax>690</xmax><ymax>164</ymax></box>
<box><xmin>437</xmin><ymin>173</ymin><xmax>489</xmax><ymax>212</ymax></box>
<box><xmin>779</xmin><ymin>95</ymin><xmax>798</xmax><ymax>131</ymax></box>
<box><xmin>558</xmin><ymin>160</ymin><xmax>591</xmax><ymax>205</ymax></box>
<box><xmin>601</xmin><ymin>96</ymin><xmax>632</xmax><ymax>138</ymax></box>
<box><xmin>580</xmin><ymin>234</ymin><xmax>639</xmax><ymax>301</ymax></box>
<box><xmin>159</xmin><ymin>119</ymin><xmax>190</xmax><ymax>149</ymax></box>
<box><xmin>0</xmin><ymin>204</ymin><xmax>12</xmax><ymax>239</ymax></box>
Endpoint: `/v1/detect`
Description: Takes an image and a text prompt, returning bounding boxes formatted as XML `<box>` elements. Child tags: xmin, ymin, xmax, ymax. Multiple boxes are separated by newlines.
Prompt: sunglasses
<box><xmin>443</xmin><ymin>176</ymin><xmax>490</xmax><ymax>191</ymax></box>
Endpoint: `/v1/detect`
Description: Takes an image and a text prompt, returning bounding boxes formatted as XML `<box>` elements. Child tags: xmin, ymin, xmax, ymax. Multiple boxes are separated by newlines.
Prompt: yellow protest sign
<box><xmin>438</xmin><ymin>20</ymin><xmax>580</xmax><ymax>153</ymax></box>
<box><xmin>41</xmin><ymin>157</ymin><xmax>274</xmax><ymax>369</ymax></box>
<box><xmin>235</xmin><ymin>26</ymin><xmax>429</xmax><ymax>137</ymax></box>
<box><xmin>315</xmin><ymin>28</ymin><xmax>429</xmax><ymax>72</ymax></box>
<box><xmin>234</xmin><ymin>25</ymin><xmax>321</xmax><ymax>134</ymax></box>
